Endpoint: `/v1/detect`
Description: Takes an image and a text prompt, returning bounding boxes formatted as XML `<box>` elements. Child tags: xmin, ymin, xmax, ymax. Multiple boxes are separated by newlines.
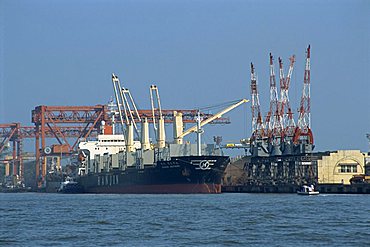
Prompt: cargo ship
<box><xmin>77</xmin><ymin>134</ymin><xmax>230</xmax><ymax>193</ymax></box>
<box><xmin>72</xmin><ymin>74</ymin><xmax>247</xmax><ymax>194</ymax></box>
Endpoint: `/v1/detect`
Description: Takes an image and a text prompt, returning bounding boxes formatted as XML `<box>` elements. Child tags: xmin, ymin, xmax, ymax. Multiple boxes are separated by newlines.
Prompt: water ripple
<box><xmin>0</xmin><ymin>193</ymin><xmax>369</xmax><ymax>246</ymax></box>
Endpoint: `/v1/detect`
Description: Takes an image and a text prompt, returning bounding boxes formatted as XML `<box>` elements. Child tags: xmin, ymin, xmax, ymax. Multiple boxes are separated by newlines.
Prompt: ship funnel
<box><xmin>126</xmin><ymin>122</ymin><xmax>135</xmax><ymax>152</ymax></box>
<box><xmin>141</xmin><ymin>118</ymin><xmax>150</xmax><ymax>150</ymax></box>
<box><xmin>157</xmin><ymin>117</ymin><xmax>166</xmax><ymax>148</ymax></box>
<box><xmin>173</xmin><ymin>111</ymin><xmax>183</xmax><ymax>144</ymax></box>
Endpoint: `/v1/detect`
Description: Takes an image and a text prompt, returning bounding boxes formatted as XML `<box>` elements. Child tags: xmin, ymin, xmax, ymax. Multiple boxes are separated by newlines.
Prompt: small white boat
<box><xmin>58</xmin><ymin>176</ymin><xmax>83</xmax><ymax>193</ymax></box>
<box><xmin>297</xmin><ymin>185</ymin><xmax>319</xmax><ymax>195</ymax></box>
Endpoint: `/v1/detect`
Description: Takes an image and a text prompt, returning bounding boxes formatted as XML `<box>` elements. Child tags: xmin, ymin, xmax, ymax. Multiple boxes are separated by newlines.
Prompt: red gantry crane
<box><xmin>0</xmin><ymin>123</ymin><xmax>23</xmax><ymax>179</ymax></box>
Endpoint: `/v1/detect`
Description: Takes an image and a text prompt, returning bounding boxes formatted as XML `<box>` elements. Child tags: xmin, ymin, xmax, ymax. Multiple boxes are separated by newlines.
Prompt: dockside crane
<box><xmin>282</xmin><ymin>55</ymin><xmax>295</xmax><ymax>127</ymax></box>
<box><xmin>279</xmin><ymin>55</ymin><xmax>296</xmax><ymax>154</ymax></box>
<box><xmin>249</xmin><ymin>45</ymin><xmax>314</xmax><ymax>156</ymax></box>
<box><xmin>264</xmin><ymin>54</ymin><xmax>280</xmax><ymax>137</ymax></box>
<box><xmin>250</xmin><ymin>63</ymin><xmax>265</xmax><ymax>143</ymax></box>
<box><xmin>294</xmin><ymin>45</ymin><xmax>314</xmax><ymax>151</ymax></box>
<box><xmin>269</xmin><ymin>53</ymin><xmax>283</xmax><ymax>155</ymax></box>
<box><xmin>280</xmin><ymin>55</ymin><xmax>296</xmax><ymax>127</ymax></box>
<box><xmin>249</xmin><ymin>62</ymin><xmax>271</xmax><ymax>157</ymax></box>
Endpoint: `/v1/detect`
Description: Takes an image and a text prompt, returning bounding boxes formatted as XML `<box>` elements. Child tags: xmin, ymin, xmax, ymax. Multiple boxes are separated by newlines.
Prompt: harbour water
<box><xmin>1</xmin><ymin>193</ymin><xmax>369</xmax><ymax>246</ymax></box>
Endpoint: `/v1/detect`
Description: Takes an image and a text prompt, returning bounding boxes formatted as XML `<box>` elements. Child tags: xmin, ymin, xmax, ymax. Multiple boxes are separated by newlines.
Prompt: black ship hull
<box><xmin>78</xmin><ymin>155</ymin><xmax>230</xmax><ymax>194</ymax></box>
<box><xmin>58</xmin><ymin>182</ymin><xmax>85</xmax><ymax>194</ymax></box>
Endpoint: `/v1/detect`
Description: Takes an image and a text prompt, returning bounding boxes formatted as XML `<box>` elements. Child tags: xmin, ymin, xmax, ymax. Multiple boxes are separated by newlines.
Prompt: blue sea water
<box><xmin>0</xmin><ymin>193</ymin><xmax>369</xmax><ymax>246</ymax></box>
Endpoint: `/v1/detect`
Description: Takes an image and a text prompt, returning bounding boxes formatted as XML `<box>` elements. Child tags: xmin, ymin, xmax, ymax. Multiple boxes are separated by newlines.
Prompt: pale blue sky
<box><xmin>0</xmin><ymin>0</ymin><xmax>369</xmax><ymax>153</ymax></box>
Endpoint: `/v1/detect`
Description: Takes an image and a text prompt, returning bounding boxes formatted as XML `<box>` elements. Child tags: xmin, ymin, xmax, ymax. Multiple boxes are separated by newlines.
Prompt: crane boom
<box><xmin>111</xmin><ymin>73</ymin><xmax>141</xmax><ymax>137</ymax></box>
<box><xmin>177</xmin><ymin>99</ymin><xmax>248</xmax><ymax>139</ymax></box>
<box><xmin>150</xmin><ymin>85</ymin><xmax>162</xmax><ymax>131</ymax></box>
<box><xmin>150</xmin><ymin>85</ymin><xmax>165</xmax><ymax>148</ymax></box>
<box><xmin>112</xmin><ymin>74</ymin><xmax>125</xmax><ymax>134</ymax></box>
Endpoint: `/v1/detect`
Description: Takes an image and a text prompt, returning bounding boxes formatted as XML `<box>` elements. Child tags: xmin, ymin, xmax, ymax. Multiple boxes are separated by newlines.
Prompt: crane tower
<box><xmin>279</xmin><ymin>55</ymin><xmax>296</xmax><ymax>155</ymax></box>
<box><xmin>269</xmin><ymin>53</ymin><xmax>283</xmax><ymax>155</ymax></box>
<box><xmin>249</xmin><ymin>45</ymin><xmax>314</xmax><ymax>156</ymax></box>
<box><xmin>294</xmin><ymin>45</ymin><xmax>314</xmax><ymax>153</ymax></box>
<box><xmin>250</xmin><ymin>63</ymin><xmax>269</xmax><ymax>157</ymax></box>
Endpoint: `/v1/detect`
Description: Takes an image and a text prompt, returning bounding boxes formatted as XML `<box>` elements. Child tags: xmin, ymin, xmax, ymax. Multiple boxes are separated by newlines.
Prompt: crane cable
<box><xmin>196</xmin><ymin>99</ymin><xmax>246</xmax><ymax>112</ymax></box>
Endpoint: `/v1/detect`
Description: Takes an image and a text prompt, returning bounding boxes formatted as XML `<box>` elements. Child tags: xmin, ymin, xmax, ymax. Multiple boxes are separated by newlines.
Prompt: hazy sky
<box><xmin>0</xmin><ymin>0</ymin><xmax>369</xmax><ymax>153</ymax></box>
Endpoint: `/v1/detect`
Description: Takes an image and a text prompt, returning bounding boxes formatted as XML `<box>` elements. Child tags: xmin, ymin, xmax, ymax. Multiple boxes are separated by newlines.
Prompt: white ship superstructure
<box><xmin>78</xmin><ymin>134</ymin><xmax>141</xmax><ymax>174</ymax></box>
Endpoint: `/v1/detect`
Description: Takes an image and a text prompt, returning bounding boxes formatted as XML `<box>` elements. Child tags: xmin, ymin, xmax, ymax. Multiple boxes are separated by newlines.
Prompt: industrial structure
<box><xmin>224</xmin><ymin>149</ymin><xmax>370</xmax><ymax>193</ymax></box>
<box><xmin>0</xmin><ymin>123</ymin><xmax>23</xmax><ymax>181</ymax></box>
<box><xmin>1</xmin><ymin>77</ymin><xmax>232</xmax><ymax>188</ymax></box>
<box><xmin>0</xmin><ymin>118</ymin><xmax>105</xmax><ymax>187</ymax></box>
<box><xmin>71</xmin><ymin>73</ymin><xmax>247</xmax><ymax>194</ymax></box>
<box><xmin>249</xmin><ymin>45</ymin><xmax>313</xmax><ymax>157</ymax></box>
<box><xmin>221</xmin><ymin>45</ymin><xmax>370</xmax><ymax>193</ymax></box>
<box><xmin>2</xmin><ymin>44</ymin><xmax>369</xmax><ymax>193</ymax></box>
<box><xmin>238</xmin><ymin>45</ymin><xmax>319</xmax><ymax>189</ymax></box>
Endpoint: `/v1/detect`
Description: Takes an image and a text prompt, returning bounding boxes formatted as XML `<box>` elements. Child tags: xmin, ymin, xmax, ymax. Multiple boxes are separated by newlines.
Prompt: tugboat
<box><xmin>297</xmin><ymin>185</ymin><xmax>319</xmax><ymax>195</ymax></box>
<box><xmin>58</xmin><ymin>176</ymin><xmax>84</xmax><ymax>193</ymax></box>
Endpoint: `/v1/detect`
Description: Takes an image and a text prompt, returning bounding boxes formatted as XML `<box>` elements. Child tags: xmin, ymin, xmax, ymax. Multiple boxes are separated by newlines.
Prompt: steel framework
<box><xmin>0</xmin><ymin>123</ymin><xmax>23</xmax><ymax>178</ymax></box>
<box><xmin>31</xmin><ymin>105</ymin><xmax>109</xmax><ymax>186</ymax></box>
<box><xmin>0</xmin><ymin>104</ymin><xmax>231</xmax><ymax>187</ymax></box>
<box><xmin>294</xmin><ymin>45</ymin><xmax>313</xmax><ymax>144</ymax></box>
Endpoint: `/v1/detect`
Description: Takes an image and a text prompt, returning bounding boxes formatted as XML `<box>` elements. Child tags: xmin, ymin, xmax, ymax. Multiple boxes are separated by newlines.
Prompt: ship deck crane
<box><xmin>112</xmin><ymin>73</ymin><xmax>141</xmax><ymax>137</ymax></box>
<box><xmin>150</xmin><ymin>85</ymin><xmax>165</xmax><ymax>148</ymax></box>
<box><xmin>175</xmin><ymin>99</ymin><xmax>249</xmax><ymax>145</ymax></box>
<box><xmin>112</xmin><ymin>74</ymin><xmax>126</xmax><ymax>133</ymax></box>
<box><xmin>150</xmin><ymin>85</ymin><xmax>163</xmax><ymax>130</ymax></box>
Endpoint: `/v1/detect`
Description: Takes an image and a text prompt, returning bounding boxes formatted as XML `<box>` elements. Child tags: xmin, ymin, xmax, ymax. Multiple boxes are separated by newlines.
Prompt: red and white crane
<box><xmin>269</xmin><ymin>53</ymin><xmax>283</xmax><ymax>147</ymax></box>
<box><xmin>279</xmin><ymin>55</ymin><xmax>296</xmax><ymax>141</ymax></box>
<box><xmin>249</xmin><ymin>45</ymin><xmax>314</xmax><ymax>155</ymax></box>
<box><xmin>250</xmin><ymin>63</ymin><xmax>265</xmax><ymax>142</ymax></box>
<box><xmin>294</xmin><ymin>45</ymin><xmax>313</xmax><ymax>145</ymax></box>
<box><xmin>279</xmin><ymin>55</ymin><xmax>295</xmax><ymax>127</ymax></box>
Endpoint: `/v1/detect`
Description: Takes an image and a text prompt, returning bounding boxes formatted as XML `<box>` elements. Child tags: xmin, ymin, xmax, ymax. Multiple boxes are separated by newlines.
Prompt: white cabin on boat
<box><xmin>297</xmin><ymin>185</ymin><xmax>319</xmax><ymax>195</ymax></box>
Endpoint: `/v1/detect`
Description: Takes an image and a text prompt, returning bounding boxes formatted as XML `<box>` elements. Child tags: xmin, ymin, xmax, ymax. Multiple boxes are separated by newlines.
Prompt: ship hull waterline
<box><xmin>78</xmin><ymin>155</ymin><xmax>230</xmax><ymax>194</ymax></box>
<box><xmin>83</xmin><ymin>183</ymin><xmax>222</xmax><ymax>194</ymax></box>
